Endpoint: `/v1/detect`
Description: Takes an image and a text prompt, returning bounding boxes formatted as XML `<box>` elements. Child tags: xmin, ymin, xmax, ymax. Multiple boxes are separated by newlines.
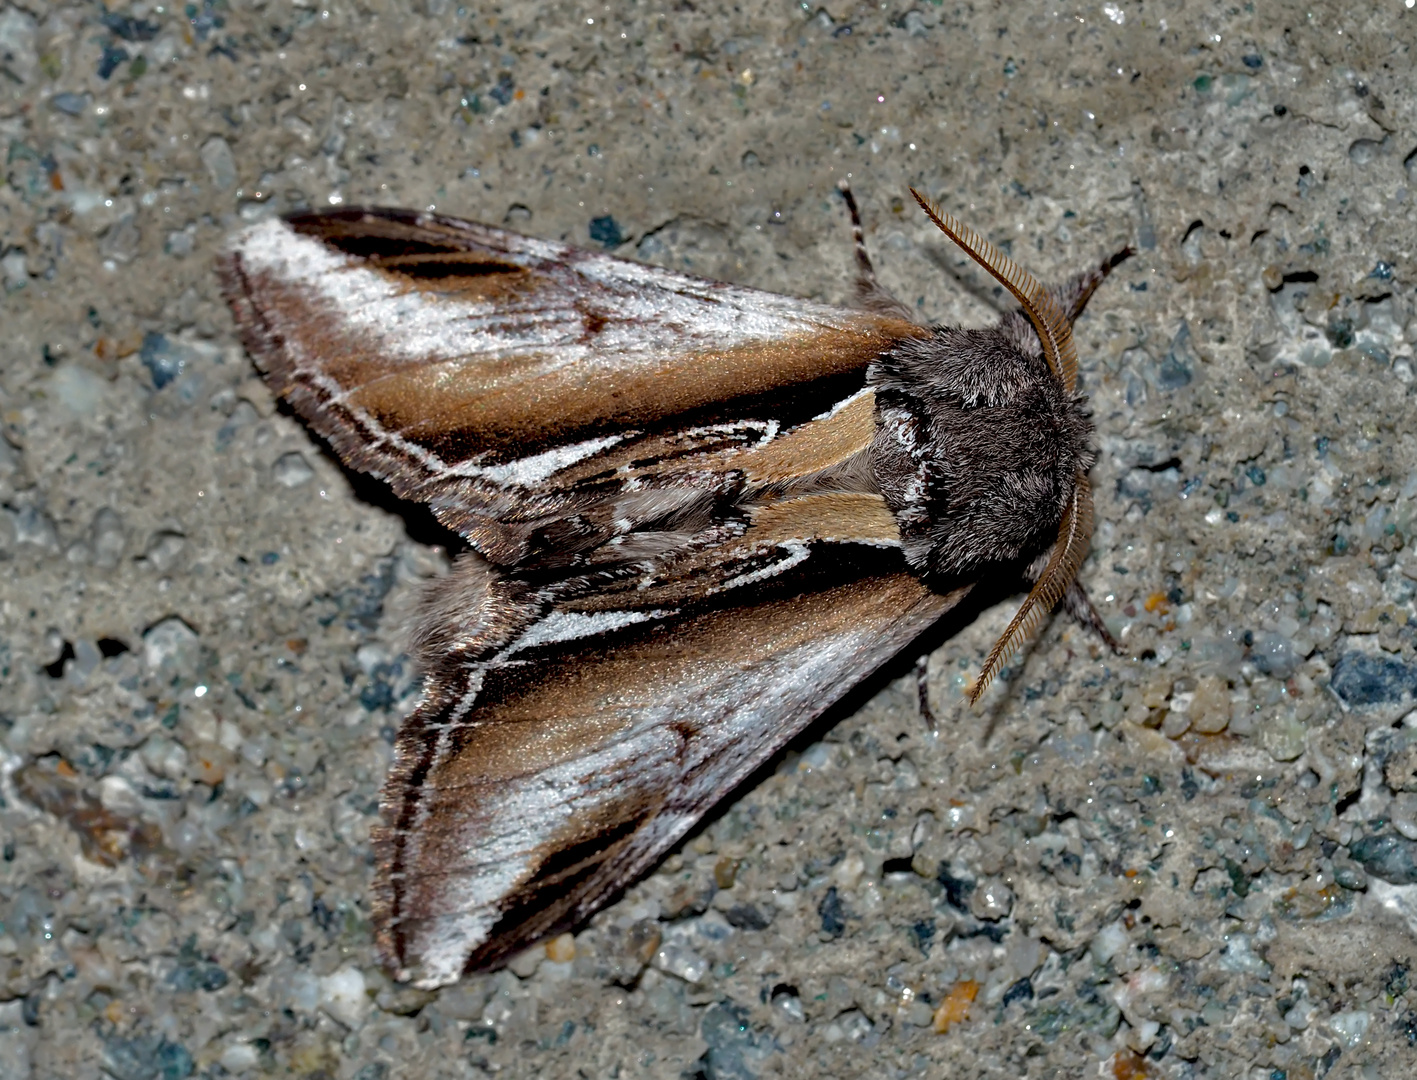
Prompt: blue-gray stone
<box><xmin>817</xmin><ymin>886</ymin><xmax>845</xmax><ymax>938</ymax></box>
<box><xmin>724</xmin><ymin>903</ymin><xmax>771</xmax><ymax>930</ymax></box>
<box><xmin>360</xmin><ymin>677</ymin><xmax>395</xmax><ymax>711</ymax></box>
<box><xmin>1002</xmin><ymin>976</ymin><xmax>1034</xmax><ymax>1007</ymax></box>
<box><xmin>103</xmin><ymin>1034</ymin><xmax>194</xmax><ymax>1080</ymax></box>
<box><xmin>699</xmin><ymin>1001</ymin><xmax>775</xmax><ymax>1080</ymax></box>
<box><xmin>49</xmin><ymin>92</ymin><xmax>89</xmax><ymax>115</ymax></box>
<box><xmin>589</xmin><ymin>215</ymin><xmax>624</xmax><ymax>248</ymax></box>
<box><xmin>487</xmin><ymin>73</ymin><xmax>515</xmax><ymax>105</ymax></box>
<box><xmin>1158</xmin><ymin>322</ymin><xmax>1196</xmax><ymax>390</ymax></box>
<box><xmin>1349</xmin><ymin>832</ymin><xmax>1417</xmax><ymax>885</ymax></box>
<box><xmin>97</xmin><ymin>44</ymin><xmax>129</xmax><ymax>80</ymax></box>
<box><xmin>139</xmin><ymin>332</ymin><xmax>183</xmax><ymax>389</ymax></box>
<box><xmin>1250</xmin><ymin>632</ymin><xmax>1300</xmax><ymax>679</ymax></box>
<box><xmin>1331</xmin><ymin>652</ymin><xmax>1417</xmax><ymax>706</ymax></box>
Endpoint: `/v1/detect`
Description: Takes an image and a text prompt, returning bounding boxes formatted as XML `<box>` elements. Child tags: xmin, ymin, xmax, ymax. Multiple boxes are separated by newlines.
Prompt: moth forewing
<box><xmin>219</xmin><ymin>191</ymin><xmax>1128</xmax><ymax>987</ymax></box>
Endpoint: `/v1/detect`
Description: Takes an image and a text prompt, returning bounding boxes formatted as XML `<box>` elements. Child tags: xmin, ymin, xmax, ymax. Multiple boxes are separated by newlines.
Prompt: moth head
<box><xmin>907</xmin><ymin>188</ymin><xmax>1093</xmax><ymax>703</ymax></box>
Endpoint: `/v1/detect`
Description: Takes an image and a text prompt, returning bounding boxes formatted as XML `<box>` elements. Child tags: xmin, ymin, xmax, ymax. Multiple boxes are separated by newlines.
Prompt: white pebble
<box><xmin>318</xmin><ymin>965</ymin><xmax>369</xmax><ymax>1027</ymax></box>
<box><xmin>98</xmin><ymin>775</ymin><xmax>142</xmax><ymax>815</ymax></box>
<box><xmin>653</xmin><ymin>941</ymin><xmax>709</xmax><ymax>984</ymax></box>
<box><xmin>143</xmin><ymin>617</ymin><xmax>199</xmax><ymax>671</ymax></box>
<box><xmin>1091</xmin><ymin>921</ymin><xmax>1129</xmax><ymax>964</ymax></box>
<box><xmin>272</xmin><ymin>451</ymin><xmax>314</xmax><ymax>487</ymax></box>
<box><xmin>219</xmin><ymin>1043</ymin><xmax>260</xmax><ymax>1071</ymax></box>
<box><xmin>833</xmin><ymin>852</ymin><xmax>865</xmax><ymax>890</ymax></box>
<box><xmin>141</xmin><ymin>736</ymin><xmax>189</xmax><ymax>781</ymax></box>
<box><xmin>1327</xmin><ymin>1008</ymin><xmax>1371</xmax><ymax>1048</ymax></box>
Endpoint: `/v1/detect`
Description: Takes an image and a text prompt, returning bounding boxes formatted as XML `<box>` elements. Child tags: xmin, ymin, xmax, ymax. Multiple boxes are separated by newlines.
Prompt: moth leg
<box><xmin>914</xmin><ymin>653</ymin><xmax>936</xmax><ymax>729</ymax></box>
<box><xmin>1056</xmin><ymin>246</ymin><xmax>1136</xmax><ymax>323</ymax></box>
<box><xmin>836</xmin><ymin>180</ymin><xmax>915</xmax><ymax>321</ymax></box>
<box><xmin>1061</xmin><ymin>577</ymin><xmax>1122</xmax><ymax>654</ymax></box>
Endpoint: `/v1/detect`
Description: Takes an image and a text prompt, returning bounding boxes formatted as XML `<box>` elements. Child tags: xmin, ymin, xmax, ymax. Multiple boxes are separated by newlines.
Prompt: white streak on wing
<box><xmin>674</xmin><ymin>623</ymin><xmax>891</xmax><ymax>808</ymax></box>
<box><xmin>396</xmin><ymin>669</ymin><xmax>505</xmax><ymax>988</ymax></box>
<box><xmin>234</xmin><ymin>220</ymin><xmax>467</xmax><ymax>483</ymax></box>
<box><xmin>411</xmin><ymin>909</ymin><xmax>503</xmax><ymax>989</ymax></box>
<box><xmin>235</xmin><ymin>220</ymin><xmax>648</xmax><ymax>485</ymax></box>
<box><xmin>851</xmin><ymin>536</ymin><xmax>904</xmax><ymax>550</ymax></box>
<box><xmin>235</xmin><ymin>215</ymin><xmax>351</xmax><ymax>288</ymax></box>
<box><xmin>471</xmin><ymin>433</ymin><xmax>627</xmax><ymax>485</ymax></box>
<box><xmin>236</xmin><ymin>218</ymin><xmax>579</xmax><ymax>366</ymax></box>
<box><xmin>500</xmin><ymin>608</ymin><xmax>671</xmax><ymax>658</ymax></box>
<box><xmin>233</xmin><ymin>218</ymin><xmax>860</xmax><ymax>379</ymax></box>
<box><xmin>417</xmin><ymin>725</ymin><xmax>680</xmax><ymax>987</ymax></box>
<box><xmin>679</xmin><ymin>418</ymin><xmax>780</xmax><ymax>443</ymax></box>
<box><xmin>716</xmin><ymin>540</ymin><xmax>811</xmax><ymax>592</ymax></box>
<box><xmin>812</xmin><ymin>385</ymin><xmax>874</xmax><ymax>421</ymax></box>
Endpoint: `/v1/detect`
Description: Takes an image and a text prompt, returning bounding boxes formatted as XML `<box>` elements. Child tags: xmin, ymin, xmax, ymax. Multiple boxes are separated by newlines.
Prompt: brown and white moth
<box><xmin>218</xmin><ymin>183</ymin><xmax>1131</xmax><ymax>989</ymax></box>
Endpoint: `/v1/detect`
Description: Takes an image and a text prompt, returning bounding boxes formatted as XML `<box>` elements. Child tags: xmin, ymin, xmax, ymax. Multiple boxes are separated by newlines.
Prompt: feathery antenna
<box><xmin>909</xmin><ymin>188</ymin><xmax>1079</xmax><ymax>394</ymax></box>
<box><xmin>970</xmin><ymin>474</ymin><xmax>1094</xmax><ymax>704</ymax></box>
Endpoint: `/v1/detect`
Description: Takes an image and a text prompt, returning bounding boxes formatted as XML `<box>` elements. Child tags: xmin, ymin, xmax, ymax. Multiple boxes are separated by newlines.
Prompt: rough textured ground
<box><xmin>3</xmin><ymin>1</ymin><xmax>1417</xmax><ymax>1078</ymax></box>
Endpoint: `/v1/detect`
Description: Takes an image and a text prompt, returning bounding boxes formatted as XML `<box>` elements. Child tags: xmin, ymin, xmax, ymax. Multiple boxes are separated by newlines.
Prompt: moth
<box><xmin>218</xmin><ymin>183</ymin><xmax>1131</xmax><ymax>989</ymax></box>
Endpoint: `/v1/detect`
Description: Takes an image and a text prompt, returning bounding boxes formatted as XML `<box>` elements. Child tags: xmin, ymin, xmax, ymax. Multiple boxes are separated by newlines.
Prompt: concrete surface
<box><xmin>2</xmin><ymin>1</ymin><xmax>1417</xmax><ymax>1077</ymax></box>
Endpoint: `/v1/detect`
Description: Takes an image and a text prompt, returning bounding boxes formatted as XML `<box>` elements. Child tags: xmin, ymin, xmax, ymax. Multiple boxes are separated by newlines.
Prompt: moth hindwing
<box><xmin>218</xmin><ymin>191</ymin><xmax>1129</xmax><ymax>987</ymax></box>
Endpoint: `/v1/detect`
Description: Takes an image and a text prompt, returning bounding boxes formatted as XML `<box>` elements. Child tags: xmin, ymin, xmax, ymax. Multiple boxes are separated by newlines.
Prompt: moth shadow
<box><xmin>920</xmin><ymin>243</ymin><xmax>1012</xmax><ymax>320</ymax></box>
<box><xmin>270</xmin><ymin>398</ymin><xmax>471</xmax><ymax>556</ymax></box>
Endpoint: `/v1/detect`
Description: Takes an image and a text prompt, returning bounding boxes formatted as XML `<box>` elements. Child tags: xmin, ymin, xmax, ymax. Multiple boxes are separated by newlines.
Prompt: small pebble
<box><xmin>1160</xmin><ymin>707</ymin><xmax>1191</xmax><ymax>739</ymax></box>
<box><xmin>219</xmin><ymin>1043</ymin><xmax>260</xmax><ymax>1072</ymax></box>
<box><xmin>89</xmin><ymin>507</ymin><xmax>126</xmax><ymax>569</ymax></box>
<box><xmin>186</xmin><ymin>742</ymin><xmax>232</xmax><ymax>786</ymax></box>
<box><xmin>1</xmin><ymin>249</ymin><xmax>27</xmax><ymax>290</ymax></box>
<box><xmin>1261</xmin><ymin>714</ymin><xmax>1307</xmax><ymax>762</ymax></box>
<box><xmin>144</xmin><ymin>531</ymin><xmax>186</xmax><ymax>572</ymax></box>
<box><xmin>273</xmin><ymin>451</ymin><xmax>315</xmax><ymax>487</ymax></box>
<box><xmin>699</xmin><ymin>1001</ymin><xmax>773</xmax><ymax>1076</ymax></box>
<box><xmin>1332</xmin><ymin>651</ymin><xmax>1417</xmax><ymax>707</ymax></box>
<box><xmin>1091</xmin><ymin>921</ymin><xmax>1129</xmax><ymax>964</ymax></box>
<box><xmin>1250</xmin><ymin>632</ymin><xmax>1299</xmax><ymax>679</ymax></box>
<box><xmin>62</xmin><ymin>637</ymin><xmax>101</xmax><ymax>687</ymax></box>
<box><xmin>1327</xmin><ymin>1008</ymin><xmax>1371</xmax><ymax>1048</ymax></box>
<box><xmin>544</xmin><ymin>933</ymin><xmax>576</xmax><ymax>963</ymax></box>
<box><xmin>653</xmin><ymin>941</ymin><xmax>708</xmax><ymax>984</ymax></box>
<box><xmin>1349</xmin><ymin>832</ymin><xmax>1417</xmax><ymax>885</ymax></box>
<box><xmin>143</xmin><ymin>616</ymin><xmax>199</xmax><ymax>671</ymax></box>
<box><xmin>49</xmin><ymin>91</ymin><xmax>89</xmax><ymax>115</ymax></box>
<box><xmin>832</xmin><ymin>852</ymin><xmax>865</xmax><ymax>889</ymax></box>
<box><xmin>200</xmin><ymin>136</ymin><xmax>239</xmax><ymax>190</ymax></box>
<box><xmin>140</xmin><ymin>736</ymin><xmax>189</xmax><ymax>780</ymax></box>
<box><xmin>319</xmin><ymin>965</ymin><xmax>369</xmax><ymax>1028</ymax></box>
<box><xmin>1348</xmin><ymin>139</ymin><xmax>1382</xmax><ymax>166</ymax></box>
<box><xmin>713</xmin><ymin>855</ymin><xmax>739</xmax><ymax>889</ymax></box>
<box><xmin>932</xmin><ymin>980</ymin><xmax>977</xmax><ymax>1034</ymax></box>
<box><xmin>507</xmin><ymin>943</ymin><xmax>544</xmax><ymax>979</ymax></box>
<box><xmin>10</xmin><ymin>504</ymin><xmax>58</xmax><ymax>551</ymax></box>
<box><xmin>139</xmin><ymin>332</ymin><xmax>185</xmax><ymax>389</ymax></box>
<box><xmin>968</xmin><ymin>879</ymin><xmax>1013</xmax><ymax>921</ymax></box>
